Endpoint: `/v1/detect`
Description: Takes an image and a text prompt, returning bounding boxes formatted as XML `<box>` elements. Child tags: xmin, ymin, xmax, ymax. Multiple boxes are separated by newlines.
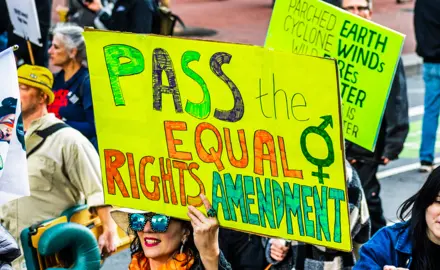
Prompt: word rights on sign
<box><xmin>266</xmin><ymin>0</ymin><xmax>405</xmax><ymax>151</ymax></box>
<box><xmin>84</xmin><ymin>30</ymin><xmax>351</xmax><ymax>251</ymax></box>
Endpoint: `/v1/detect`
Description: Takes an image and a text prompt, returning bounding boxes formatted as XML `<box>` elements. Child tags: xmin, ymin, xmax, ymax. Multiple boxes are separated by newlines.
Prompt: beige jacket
<box><xmin>0</xmin><ymin>113</ymin><xmax>104</xmax><ymax>269</ymax></box>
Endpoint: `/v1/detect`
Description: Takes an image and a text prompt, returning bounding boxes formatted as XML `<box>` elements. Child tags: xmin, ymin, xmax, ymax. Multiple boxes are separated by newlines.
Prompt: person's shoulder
<box><xmin>77</xmin><ymin>67</ymin><xmax>90</xmax><ymax>81</ymax></box>
<box><xmin>56</xmin><ymin>126</ymin><xmax>90</xmax><ymax>145</ymax></box>
<box><xmin>43</xmin><ymin>117</ymin><xmax>91</xmax><ymax>146</ymax></box>
<box><xmin>380</xmin><ymin>222</ymin><xmax>409</xmax><ymax>235</ymax></box>
<box><xmin>356</xmin><ymin>222</ymin><xmax>411</xmax><ymax>269</ymax></box>
<box><xmin>52</xmin><ymin>70</ymin><xmax>65</xmax><ymax>88</ymax></box>
<box><xmin>369</xmin><ymin>222</ymin><xmax>410</xmax><ymax>248</ymax></box>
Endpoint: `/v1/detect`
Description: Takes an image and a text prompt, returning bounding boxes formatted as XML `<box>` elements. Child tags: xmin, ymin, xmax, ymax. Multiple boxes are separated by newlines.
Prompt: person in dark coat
<box><xmin>346</xmin><ymin>59</ymin><xmax>409</xmax><ymax>235</ymax></box>
<box><xmin>0</xmin><ymin>224</ymin><xmax>20</xmax><ymax>270</ymax></box>
<box><xmin>334</xmin><ymin>0</ymin><xmax>410</xmax><ymax>235</ymax></box>
<box><xmin>84</xmin><ymin>0</ymin><xmax>153</xmax><ymax>34</ymax></box>
<box><xmin>219</xmin><ymin>229</ymin><xmax>267</xmax><ymax>270</ymax></box>
<box><xmin>265</xmin><ymin>161</ymin><xmax>371</xmax><ymax>270</ymax></box>
<box><xmin>415</xmin><ymin>0</ymin><xmax>440</xmax><ymax>173</ymax></box>
<box><xmin>0</xmin><ymin>0</ymin><xmax>9</xmax><ymax>51</ymax></box>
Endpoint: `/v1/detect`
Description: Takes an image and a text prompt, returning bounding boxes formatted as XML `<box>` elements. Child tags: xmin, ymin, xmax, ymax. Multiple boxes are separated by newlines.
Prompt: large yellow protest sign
<box><xmin>266</xmin><ymin>0</ymin><xmax>405</xmax><ymax>151</ymax></box>
<box><xmin>84</xmin><ymin>30</ymin><xmax>351</xmax><ymax>251</ymax></box>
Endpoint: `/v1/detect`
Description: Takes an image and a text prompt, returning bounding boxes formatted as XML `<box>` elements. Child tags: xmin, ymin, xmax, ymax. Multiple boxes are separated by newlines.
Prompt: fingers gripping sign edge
<box><xmin>200</xmin><ymin>193</ymin><xmax>217</xmax><ymax>218</ymax></box>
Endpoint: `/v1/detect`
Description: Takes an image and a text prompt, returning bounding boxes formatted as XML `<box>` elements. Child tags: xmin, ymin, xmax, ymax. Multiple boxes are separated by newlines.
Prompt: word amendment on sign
<box><xmin>266</xmin><ymin>0</ymin><xmax>405</xmax><ymax>151</ymax></box>
<box><xmin>84</xmin><ymin>30</ymin><xmax>351</xmax><ymax>251</ymax></box>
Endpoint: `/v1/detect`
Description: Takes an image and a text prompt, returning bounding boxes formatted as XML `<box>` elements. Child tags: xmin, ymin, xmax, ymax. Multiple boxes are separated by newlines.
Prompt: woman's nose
<box><xmin>143</xmin><ymin>221</ymin><xmax>153</xmax><ymax>233</ymax></box>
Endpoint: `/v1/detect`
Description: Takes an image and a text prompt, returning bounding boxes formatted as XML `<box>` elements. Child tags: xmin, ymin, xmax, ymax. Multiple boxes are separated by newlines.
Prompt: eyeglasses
<box><xmin>343</xmin><ymin>6</ymin><xmax>370</xmax><ymax>12</ymax></box>
<box><xmin>128</xmin><ymin>213</ymin><xmax>171</xmax><ymax>232</ymax></box>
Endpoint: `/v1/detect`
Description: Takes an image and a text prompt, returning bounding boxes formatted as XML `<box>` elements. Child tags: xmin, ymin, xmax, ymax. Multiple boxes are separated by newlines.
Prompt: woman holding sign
<box><xmin>265</xmin><ymin>160</ymin><xmax>370</xmax><ymax>270</ymax></box>
<box><xmin>355</xmin><ymin>167</ymin><xmax>440</xmax><ymax>270</ymax></box>
<box><xmin>111</xmin><ymin>194</ymin><xmax>232</xmax><ymax>270</ymax></box>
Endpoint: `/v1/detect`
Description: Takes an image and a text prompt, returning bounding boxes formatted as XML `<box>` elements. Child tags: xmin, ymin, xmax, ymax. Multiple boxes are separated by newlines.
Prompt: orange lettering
<box><xmin>164</xmin><ymin>121</ymin><xmax>192</xmax><ymax>160</ymax></box>
<box><xmin>139</xmin><ymin>156</ymin><xmax>160</xmax><ymax>201</ymax></box>
<box><xmin>187</xmin><ymin>162</ymin><xmax>205</xmax><ymax>207</ymax></box>
<box><xmin>127</xmin><ymin>153</ymin><xmax>140</xmax><ymax>199</ymax></box>
<box><xmin>195</xmin><ymin>122</ymin><xmax>225</xmax><ymax>171</ymax></box>
<box><xmin>160</xmin><ymin>158</ymin><xmax>178</xmax><ymax>205</ymax></box>
<box><xmin>104</xmin><ymin>149</ymin><xmax>129</xmax><ymax>197</ymax></box>
<box><xmin>254</xmin><ymin>130</ymin><xmax>278</xmax><ymax>177</ymax></box>
<box><xmin>278</xmin><ymin>136</ymin><xmax>303</xmax><ymax>179</ymax></box>
<box><xmin>172</xmin><ymin>160</ymin><xmax>188</xmax><ymax>206</ymax></box>
<box><xmin>224</xmin><ymin>128</ymin><xmax>248</xmax><ymax>168</ymax></box>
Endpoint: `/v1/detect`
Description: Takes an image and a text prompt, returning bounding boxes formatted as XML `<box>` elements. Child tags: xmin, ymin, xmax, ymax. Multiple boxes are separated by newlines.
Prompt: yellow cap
<box><xmin>17</xmin><ymin>65</ymin><xmax>55</xmax><ymax>105</ymax></box>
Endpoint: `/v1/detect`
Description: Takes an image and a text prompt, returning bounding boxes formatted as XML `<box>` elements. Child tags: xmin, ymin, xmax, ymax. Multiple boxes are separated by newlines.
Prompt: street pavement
<box><xmin>168</xmin><ymin>0</ymin><xmax>416</xmax><ymax>53</ymax></box>
<box><xmin>378</xmin><ymin>74</ymin><xmax>429</xmax><ymax>224</ymax></box>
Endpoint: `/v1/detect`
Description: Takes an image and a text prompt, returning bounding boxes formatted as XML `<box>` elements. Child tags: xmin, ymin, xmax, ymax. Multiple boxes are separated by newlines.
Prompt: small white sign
<box><xmin>5</xmin><ymin>0</ymin><xmax>42</xmax><ymax>47</ymax></box>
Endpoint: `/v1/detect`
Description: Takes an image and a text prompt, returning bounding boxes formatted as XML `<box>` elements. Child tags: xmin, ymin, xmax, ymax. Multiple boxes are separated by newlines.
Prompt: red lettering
<box><xmin>187</xmin><ymin>162</ymin><xmax>205</xmax><ymax>207</ymax></box>
<box><xmin>127</xmin><ymin>153</ymin><xmax>140</xmax><ymax>199</ymax></box>
<box><xmin>159</xmin><ymin>158</ymin><xmax>178</xmax><ymax>205</ymax></box>
<box><xmin>172</xmin><ymin>160</ymin><xmax>188</xmax><ymax>206</ymax></box>
<box><xmin>195</xmin><ymin>122</ymin><xmax>225</xmax><ymax>171</ymax></box>
<box><xmin>224</xmin><ymin>128</ymin><xmax>248</xmax><ymax>168</ymax></box>
<box><xmin>104</xmin><ymin>149</ymin><xmax>130</xmax><ymax>197</ymax></box>
<box><xmin>278</xmin><ymin>136</ymin><xmax>303</xmax><ymax>179</ymax></box>
<box><xmin>164</xmin><ymin>121</ymin><xmax>192</xmax><ymax>160</ymax></box>
<box><xmin>139</xmin><ymin>156</ymin><xmax>160</xmax><ymax>201</ymax></box>
<box><xmin>254</xmin><ymin>130</ymin><xmax>278</xmax><ymax>177</ymax></box>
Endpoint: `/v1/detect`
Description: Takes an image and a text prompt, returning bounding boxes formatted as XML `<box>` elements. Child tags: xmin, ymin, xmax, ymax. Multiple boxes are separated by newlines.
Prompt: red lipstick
<box><xmin>144</xmin><ymin>237</ymin><xmax>161</xmax><ymax>247</ymax></box>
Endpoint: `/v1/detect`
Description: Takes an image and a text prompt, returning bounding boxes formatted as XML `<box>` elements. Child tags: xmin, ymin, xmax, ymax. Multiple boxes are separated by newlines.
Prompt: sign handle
<box><xmin>26</xmin><ymin>39</ymin><xmax>35</xmax><ymax>65</ymax></box>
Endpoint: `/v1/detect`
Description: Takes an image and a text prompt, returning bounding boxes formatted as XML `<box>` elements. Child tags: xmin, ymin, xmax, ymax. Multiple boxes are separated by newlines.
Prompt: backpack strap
<box><xmin>27</xmin><ymin>123</ymin><xmax>70</xmax><ymax>158</ymax></box>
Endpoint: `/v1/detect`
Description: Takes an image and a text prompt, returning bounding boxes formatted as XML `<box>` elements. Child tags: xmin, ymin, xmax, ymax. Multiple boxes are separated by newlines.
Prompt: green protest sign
<box><xmin>266</xmin><ymin>0</ymin><xmax>405</xmax><ymax>151</ymax></box>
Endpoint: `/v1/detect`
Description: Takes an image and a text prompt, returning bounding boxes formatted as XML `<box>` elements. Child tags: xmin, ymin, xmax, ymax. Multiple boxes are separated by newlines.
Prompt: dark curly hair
<box><xmin>129</xmin><ymin>219</ymin><xmax>197</xmax><ymax>266</ymax></box>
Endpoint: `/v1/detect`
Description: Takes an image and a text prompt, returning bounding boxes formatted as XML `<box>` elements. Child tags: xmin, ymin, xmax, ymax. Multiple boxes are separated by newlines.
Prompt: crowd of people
<box><xmin>0</xmin><ymin>0</ymin><xmax>439</xmax><ymax>269</ymax></box>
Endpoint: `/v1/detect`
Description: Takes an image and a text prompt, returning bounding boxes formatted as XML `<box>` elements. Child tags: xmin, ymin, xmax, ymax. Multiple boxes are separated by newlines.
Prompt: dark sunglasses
<box><xmin>128</xmin><ymin>213</ymin><xmax>171</xmax><ymax>232</ymax></box>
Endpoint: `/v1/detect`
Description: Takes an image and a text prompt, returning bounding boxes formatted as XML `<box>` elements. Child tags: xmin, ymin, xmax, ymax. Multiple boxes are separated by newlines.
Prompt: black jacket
<box><xmin>0</xmin><ymin>0</ymin><xmax>8</xmax><ymax>34</ymax></box>
<box><xmin>0</xmin><ymin>224</ymin><xmax>20</xmax><ymax>270</ymax></box>
<box><xmin>414</xmin><ymin>0</ymin><xmax>440</xmax><ymax>62</ymax></box>
<box><xmin>219</xmin><ymin>228</ymin><xmax>268</xmax><ymax>270</ymax></box>
<box><xmin>191</xmin><ymin>251</ymin><xmax>232</xmax><ymax>270</ymax></box>
<box><xmin>95</xmin><ymin>0</ymin><xmax>153</xmax><ymax>34</ymax></box>
<box><xmin>346</xmin><ymin>59</ymin><xmax>409</xmax><ymax>163</ymax></box>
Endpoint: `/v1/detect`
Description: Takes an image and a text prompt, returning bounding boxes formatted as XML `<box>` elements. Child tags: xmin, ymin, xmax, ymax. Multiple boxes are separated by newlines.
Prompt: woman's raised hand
<box><xmin>187</xmin><ymin>194</ymin><xmax>220</xmax><ymax>269</ymax></box>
